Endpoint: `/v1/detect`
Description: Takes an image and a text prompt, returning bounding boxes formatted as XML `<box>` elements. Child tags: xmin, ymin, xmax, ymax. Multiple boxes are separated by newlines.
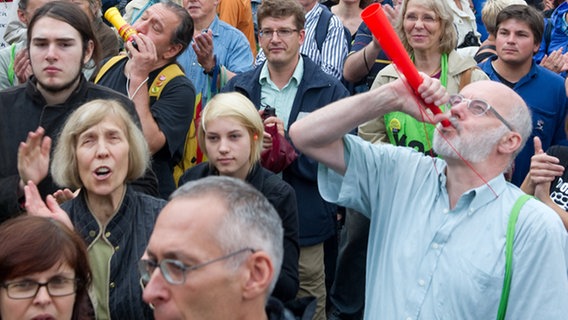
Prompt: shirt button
<box><xmin>432</xmin><ymin>243</ymin><xmax>439</xmax><ymax>249</ymax></box>
<box><xmin>89</xmin><ymin>230</ymin><xmax>96</xmax><ymax>237</ymax></box>
<box><xmin>114</xmin><ymin>245</ymin><xmax>120</xmax><ymax>251</ymax></box>
<box><xmin>105</xmin><ymin>231</ymin><xmax>111</xmax><ymax>238</ymax></box>
<box><xmin>443</xmin><ymin>208</ymin><xmax>449</xmax><ymax>214</ymax></box>
<box><xmin>109</xmin><ymin>282</ymin><xmax>115</xmax><ymax>289</ymax></box>
<box><xmin>418</xmin><ymin>279</ymin><xmax>426</xmax><ymax>287</ymax></box>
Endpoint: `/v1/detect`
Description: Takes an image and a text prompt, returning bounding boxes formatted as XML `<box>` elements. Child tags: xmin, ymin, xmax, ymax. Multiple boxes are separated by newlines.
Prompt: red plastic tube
<box><xmin>361</xmin><ymin>3</ymin><xmax>451</xmax><ymax>127</ymax></box>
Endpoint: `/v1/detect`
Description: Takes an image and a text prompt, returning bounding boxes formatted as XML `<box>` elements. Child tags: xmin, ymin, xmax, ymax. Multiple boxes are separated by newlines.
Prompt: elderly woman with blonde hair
<box><xmin>358</xmin><ymin>0</ymin><xmax>488</xmax><ymax>153</ymax></box>
<box><xmin>24</xmin><ymin>99</ymin><xmax>165</xmax><ymax>320</ymax></box>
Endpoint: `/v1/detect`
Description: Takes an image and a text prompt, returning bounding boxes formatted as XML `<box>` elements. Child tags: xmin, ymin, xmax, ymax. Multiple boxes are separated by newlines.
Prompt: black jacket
<box><xmin>179</xmin><ymin>162</ymin><xmax>300</xmax><ymax>302</ymax></box>
<box><xmin>0</xmin><ymin>76</ymin><xmax>154</xmax><ymax>222</ymax></box>
<box><xmin>63</xmin><ymin>186</ymin><xmax>165</xmax><ymax>320</ymax></box>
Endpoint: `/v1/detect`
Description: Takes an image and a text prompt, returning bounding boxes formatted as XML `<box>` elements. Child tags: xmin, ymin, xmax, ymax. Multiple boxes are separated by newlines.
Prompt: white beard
<box><xmin>433</xmin><ymin>124</ymin><xmax>509</xmax><ymax>163</ymax></box>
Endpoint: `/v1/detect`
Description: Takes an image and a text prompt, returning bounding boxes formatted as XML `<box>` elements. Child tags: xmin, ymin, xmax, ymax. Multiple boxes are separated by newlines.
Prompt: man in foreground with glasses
<box><xmin>222</xmin><ymin>0</ymin><xmax>349</xmax><ymax>318</ymax></box>
<box><xmin>140</xmin><ymin>176</ymin><xmax>308</xmax><ymax>319</ymax></box>
<box><xmin>289</xmin><ymin>78</ymin><xmax>568</xmax><ymax>319</ymax></box>
<box><xmin>478</xmin><ymin>4</ymin><xmax>568</xmax><ymax>186</ymax></box>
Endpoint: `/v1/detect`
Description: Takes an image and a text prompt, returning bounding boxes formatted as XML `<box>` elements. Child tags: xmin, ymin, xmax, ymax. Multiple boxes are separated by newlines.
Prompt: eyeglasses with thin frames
<box><xmin>448</xmin><ymin>94</ymin><xmax>514</xmax><ymax>131</ymax></box>
<box><xmin>259</xmin><ymin>28</ymin><xmax>298</xmax><ymax>40</ymax></box>
<box><xmin>404</xmin><ymin>13</ymin><xmax>439</xmax><ymax>24</ymax></box>
<box><xmin>139</xmin><ymin>248</ymin><xmax>255</xmax><ymax>286</ymax></box>
<box><xmin>1</xmin><ymin>277</ymin><xmax>78</xmax><ymax>300</ymax></box>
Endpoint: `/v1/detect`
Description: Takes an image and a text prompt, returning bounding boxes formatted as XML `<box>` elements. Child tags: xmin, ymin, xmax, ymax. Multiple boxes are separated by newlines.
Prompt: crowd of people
<box><xmin>0</xmin><ymin>0</ymin><xmax>567</xmax><ymax>319</ymax></box>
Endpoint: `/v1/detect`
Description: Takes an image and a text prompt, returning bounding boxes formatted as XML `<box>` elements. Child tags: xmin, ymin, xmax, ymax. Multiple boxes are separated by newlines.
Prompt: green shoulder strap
<box><xmin>497</xmin><ymin>194</ymin><xmax>532</xmax><ymax>320</ymax></box>
<box><xmin>7</xmin><ymin>44</ymin><xmax>16</xmax><ymax>86</ymax></box>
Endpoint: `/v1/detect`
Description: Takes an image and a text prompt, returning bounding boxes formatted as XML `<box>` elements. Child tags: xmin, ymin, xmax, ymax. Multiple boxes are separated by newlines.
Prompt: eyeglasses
<box><xmin>139</xmin><ymin>248</ymin><xmax>255</xmax><ymax>286</ymax></box>
<box><xmin>448</xmin><ymin>94</ymin><xmax>514</xmax><ymax>131</ymax></box>
<box><xmin>1</xmin><ymin>277</ymin><xmax>78</xmax><ymax>300</ymax></box>
<box><xmin>404</xmin><ymin>13</ymin><xmax>439</xmax><ymax>24</ymax></box>
<box><xmin>259</xmin><ymin>28</ymin><xmax>298</xmax><ymax>39</ymax></box>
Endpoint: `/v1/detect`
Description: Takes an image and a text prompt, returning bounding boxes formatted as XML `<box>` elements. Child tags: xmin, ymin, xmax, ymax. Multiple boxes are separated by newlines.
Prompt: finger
<box><xmin>40</xmin><ymin>135</ymin><xmax>52</xmax><ymax>157</ymax></box>
<box><xmin>533</xmin><ymin>136</ymin><xmax>543</xmax><ymax>154</ymax></box>
<box><xmin>45</xmin><ymin>194</ymin><xmax>63</xmax><ymax>213</ymax></box>
<box><xmin>24</xmin><ymin>181</ymin><xmax>44</xmax><ymax>213</ymax></box>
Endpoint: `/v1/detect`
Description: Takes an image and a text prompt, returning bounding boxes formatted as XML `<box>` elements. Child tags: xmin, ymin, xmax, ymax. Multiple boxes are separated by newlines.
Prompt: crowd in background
<box><xmin>0</xmin><ymin>0</ymin><xmax>567</xmax><ymax>319</ymax></box>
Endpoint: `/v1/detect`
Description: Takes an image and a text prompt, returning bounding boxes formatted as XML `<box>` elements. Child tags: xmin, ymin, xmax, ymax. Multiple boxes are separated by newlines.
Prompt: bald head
<box><xmin>459</xmin><ymin>80</ymin><xmax>532</xmax><ymax>155</ymax></box>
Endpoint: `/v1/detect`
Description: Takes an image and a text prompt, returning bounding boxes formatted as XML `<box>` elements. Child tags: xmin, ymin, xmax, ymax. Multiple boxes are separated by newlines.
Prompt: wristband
<box><xmin>203</xmin><ymin>55</ymin><xmax>218</xmax><ymax>76</ymax></box>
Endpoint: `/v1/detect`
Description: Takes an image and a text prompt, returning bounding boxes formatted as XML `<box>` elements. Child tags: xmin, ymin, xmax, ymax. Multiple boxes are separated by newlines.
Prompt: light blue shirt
<box><xmin>259</xmin><ymin>56</ymin><xmax>303</xmax><ymax>129</ymax></box>
<box><xmin>177</xmin><ymin>16</ymin><xmax>253</xmax><ymax>106</ymax></box>
<box><xmin>318</xmin><ymin>134</ymin><xmax>568</xmax><ymax>320</ymax></box>
<box><xmin>255</xmin><ymin>4</ymin><xmax>347</xmax><ymax>79</ymax></box>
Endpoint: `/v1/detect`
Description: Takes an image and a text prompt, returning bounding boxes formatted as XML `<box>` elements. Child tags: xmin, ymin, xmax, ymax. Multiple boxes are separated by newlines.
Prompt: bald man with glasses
<box><xmin>289</xmin><ymin>76</ymin><xmax>568</xmax><ymax>319</ymax></box>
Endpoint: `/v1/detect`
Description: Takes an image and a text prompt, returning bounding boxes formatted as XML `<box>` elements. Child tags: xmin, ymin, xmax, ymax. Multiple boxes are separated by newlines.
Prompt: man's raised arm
<box><xmin>289</xmin><ymin>74</ymin><xmax>449</xmax><ymax>175</ymax></box>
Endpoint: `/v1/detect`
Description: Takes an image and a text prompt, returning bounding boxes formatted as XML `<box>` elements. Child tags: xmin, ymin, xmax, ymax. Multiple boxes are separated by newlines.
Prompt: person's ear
<box><xmin>298</xmin><ymin>29</ymin><xmax>306</xmax><ymax>46</ymax></box>
<box><xmin>83</xmin><ymin>40</ymin><xmax>95</xmax><ymax>65</ymax></box>
<box><xmin>17</xmin><ymin>9</ymin><xmax>28</xmax><ymax>25</ymax></box>
<box><xmin>241</xmin><ymin>251</ymin><xmax>274</xmax><ymax>300</ymax></box>
<box><xmin>497</xmin><ymin>131</ymin><xmax>522</xmax><ymax>156</ymax></box>
<box><xmin>163</xmin><ymin>43</ymin><xmax>183</xmax><ymax>61</ymax></box>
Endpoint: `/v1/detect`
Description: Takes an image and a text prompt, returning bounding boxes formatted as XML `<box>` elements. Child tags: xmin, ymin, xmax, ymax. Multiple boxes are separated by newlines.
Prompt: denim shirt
<box><xmin>63</xmin><ymin>186</ymin><xmax>166</xmax><ymax>320</ymax></box>
<box><xmin>177</xmin><ymin>16</ymin><xmax>253</xmax><ymax>106</ymax></box>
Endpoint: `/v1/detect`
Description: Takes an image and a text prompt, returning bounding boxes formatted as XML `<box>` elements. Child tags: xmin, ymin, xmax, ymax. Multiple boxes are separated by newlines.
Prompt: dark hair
<box><xmin>496</xmin><ymin>4</ymin><xmax>544</xmax><ymax>45</ymax></box>
<box><xmin>18</xmin><ymin>0</ymin><xmax>29</xmax><ymax>11</ymax></box>
<box><xmin>27</xmin><ymin>1</ymin><xmax>102</xmax><ymax>66</ymax></box>
<box><xmin>160</xmin><ymin>1</ymin><xmax>194</xmax><ymax>59</ymax></box>
<box><xmin>257</xmin><ymin>0</ymin><xmax>305</xmax><ymax>31</ymax></box>
<box><xmin>0</xmin><ymin>216</ymin><xmax>92</xmax><ymax>320</ymax></box>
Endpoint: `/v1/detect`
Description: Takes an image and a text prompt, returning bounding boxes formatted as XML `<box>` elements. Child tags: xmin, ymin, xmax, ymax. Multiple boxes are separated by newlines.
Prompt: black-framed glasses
<box><xmin>259</xmin><ymin>28</ymin><xmax>298</xmax><ymax>39</ymax></box>
<box><xmin>448</xmin><ymin>94</ymin><xmax>514</xmax><ymax>131</ymax></box>
<box><xmin>139</xmin><ymin>248</ymin><xmax>255</xmax><ymax>286</ymax></box>
<box><xmin>1</xmin><ymin>277</ymin><xmax>78</xmax><ymax>300</ymax></box>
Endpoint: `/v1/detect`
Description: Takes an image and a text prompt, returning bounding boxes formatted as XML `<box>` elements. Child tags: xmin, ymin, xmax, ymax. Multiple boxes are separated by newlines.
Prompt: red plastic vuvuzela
<box><xmin>361</xmin><ymin>3</ymin><xmax>451</xmax><ymax>127</ymax></box>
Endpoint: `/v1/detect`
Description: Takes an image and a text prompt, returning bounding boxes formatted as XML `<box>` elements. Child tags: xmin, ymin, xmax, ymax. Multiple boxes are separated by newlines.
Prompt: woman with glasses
<box><xmin>0</xmin><ymin>215</ymin><xmax>91</xmax><ymax>320</ymax></box>
<box><xmin>358</xmin><ymin>0</ymin><xmax>488</xmax><ymax>156</ymax></box>
<box><xmin>23</xmin><ymin>99</ymin><xmax>166</xmax><ymax>319</ymax></box>
<box><xmin>177</xmin><ymin>92</ymin><xmax>300</xmax><ymax>303</ymax></box>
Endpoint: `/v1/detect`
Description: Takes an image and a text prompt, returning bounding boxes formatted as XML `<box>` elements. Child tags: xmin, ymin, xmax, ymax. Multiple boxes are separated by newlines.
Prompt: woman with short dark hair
<box><xmin>0</xmin><ymin>215</ymin><xmax>92</xmax><ymax>320</ymax></box>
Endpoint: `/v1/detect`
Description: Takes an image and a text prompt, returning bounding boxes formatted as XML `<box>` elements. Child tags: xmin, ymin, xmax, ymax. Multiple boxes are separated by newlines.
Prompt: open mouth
<box><xmin>94</xmin><ymin>166</ymin><xmax>111</xmax><ymax>179</ymax></box>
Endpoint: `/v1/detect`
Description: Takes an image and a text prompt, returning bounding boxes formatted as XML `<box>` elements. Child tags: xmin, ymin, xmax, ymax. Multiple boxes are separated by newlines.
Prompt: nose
<box><xmin>449</xmin><ymin>99</ymin><xmax>467</xmax><ymax>120</ymax></box>
<box><xmin>218</xmin><ymin>138</ymin><xmax>230</xmax><ymax>153</ymax></box>
<box><xmin>45</xmin><ymin>43</ymin><xmax>58</xmax><ymax>61</ymax></box>
<box><xmin>142</xmin><ymin>268</ymin><xmax>169</xmax><ymax>307</ymax></box>
<box><xmin>414</xmin><ymin>19</ymin><xmax>424</xmax><ymax>28</ymax></box>
<box><xmin>133</xmin><ymin>19</ymin><xmax>147</xmax><ymax>34</ymax></box>
<box><xmin>95</xmin><ymin>140</ymin><xmax>110</xmax><ymax>158</ymax></box>
<box><xmin>505</xmin><ymin>33</ymin><xmax>515</xmax><ymax>43</ymax></box>
<box><xmin>32</xmin><ymin>286</ymin><xmax>52</xmax><ymax>306</ymax></box>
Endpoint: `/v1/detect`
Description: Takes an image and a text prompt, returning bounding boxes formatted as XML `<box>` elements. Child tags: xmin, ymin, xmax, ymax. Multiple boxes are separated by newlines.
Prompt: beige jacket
<box><xmin>358</xmin><ymin>50</ymin><xmax>489</xmax><ymax>143</ymax></box>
